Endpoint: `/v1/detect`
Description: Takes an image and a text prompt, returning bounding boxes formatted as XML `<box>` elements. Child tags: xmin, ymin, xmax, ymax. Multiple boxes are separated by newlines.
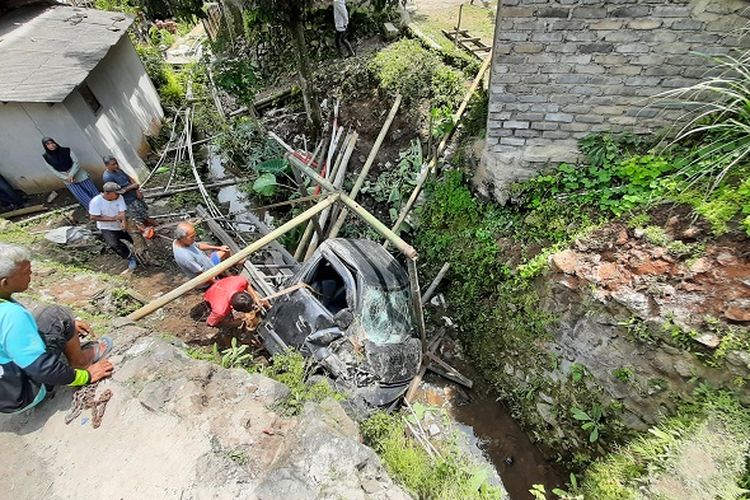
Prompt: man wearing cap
<box><xmin>89</xmin><ymin>182</ymin><xmax>138</xmax><ymax>271</ymax></box>
<box><xmin>101</xmin><ymin>155</ymin><xmax>155</xmax><ymax>229</ymax></box>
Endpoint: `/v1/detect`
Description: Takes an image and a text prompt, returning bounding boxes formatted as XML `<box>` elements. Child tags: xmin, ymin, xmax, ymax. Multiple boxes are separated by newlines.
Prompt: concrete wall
<box><xmin>479</xmin><ymin>0</ymin><xmax>750</xmax><ymax>201</ymax></box>
<box><xmin>0</xmin><ymin>36</ymin><xmax>162</xmax><ymax>194</ymax></box>
<box><xmin>0</xmin><ymin>102</ymin><xmax>100</xmax><ymax>193</ymax></box>
<box><xmin>65</xmin><ymin>36</ymin><xmax>163</xmax><ymax>184</ymax></box>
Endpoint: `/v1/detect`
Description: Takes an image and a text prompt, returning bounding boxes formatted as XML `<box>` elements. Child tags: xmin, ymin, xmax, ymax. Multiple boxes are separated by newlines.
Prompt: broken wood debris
<box><xmin>326</xmin><ymin>94</ymin><xmax>402</xmax><ymax>239</ymax></box>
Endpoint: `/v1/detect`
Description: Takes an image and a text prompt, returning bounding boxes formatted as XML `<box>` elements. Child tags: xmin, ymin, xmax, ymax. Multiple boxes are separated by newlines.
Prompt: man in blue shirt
<box><xmin>172</xmin><ymin>222</ymin><xmax>231</xmax><ymax>281</ymax></box>
<box><xmin>102</xmin><ymin>155</ymin><xmax>155</xmax><ymax>228</ymax></box>
<box><xmin>0</xmin><ymin>243</ymin><xmax>114</xmax><ymax>414</ymax></box>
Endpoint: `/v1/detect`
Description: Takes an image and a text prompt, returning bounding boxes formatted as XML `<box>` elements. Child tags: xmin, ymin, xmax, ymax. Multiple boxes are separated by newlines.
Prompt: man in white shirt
<box><xmin>89</xmin><ymin>182</ymin><xmax>137</xmax><ymax>271</ymax></box>
<box><xmin>333</xmin><ymin>0</ymin><xmax>355</xmax><ymax>57</ymax></box>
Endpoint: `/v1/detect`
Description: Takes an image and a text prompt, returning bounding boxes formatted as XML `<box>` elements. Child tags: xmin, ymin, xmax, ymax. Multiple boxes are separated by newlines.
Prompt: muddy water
<box><xmin>422</xmin><ymin>371</ymin><xmax>566</xmax><ymax>500</ymax></box>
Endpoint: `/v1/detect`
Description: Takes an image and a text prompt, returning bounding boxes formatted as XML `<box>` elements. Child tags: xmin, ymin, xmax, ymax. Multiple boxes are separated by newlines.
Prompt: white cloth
<box><xmin>333</xmin><ymin>0</ymin><xmax>348</xmax><ymax>32</ymax></box>
<box><xmin>88</xmin><ymin>194</ymin><xmax>126</xmax><ymax>231</ymax></box>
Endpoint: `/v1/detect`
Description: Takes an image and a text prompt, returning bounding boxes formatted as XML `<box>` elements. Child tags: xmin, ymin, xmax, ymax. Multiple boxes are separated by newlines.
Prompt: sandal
<box><xmin>81</xmin><ymin>336</ymin><xmax>114</xmax><ymax>363</ymax></box>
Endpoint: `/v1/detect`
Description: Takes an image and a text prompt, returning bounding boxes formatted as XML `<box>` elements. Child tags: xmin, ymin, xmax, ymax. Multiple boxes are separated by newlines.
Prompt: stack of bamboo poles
<box><xmin>269</xmin><ymin>94</ymin><xmax>404</xmax><ymax>262</ymax></box>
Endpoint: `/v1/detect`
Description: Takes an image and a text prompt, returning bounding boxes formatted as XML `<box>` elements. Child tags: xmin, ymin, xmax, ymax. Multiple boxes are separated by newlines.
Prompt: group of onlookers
<box><xmin>40</xmin><ymin>137</ymin><xmax>155</xmax><ymax>272</ymax></box>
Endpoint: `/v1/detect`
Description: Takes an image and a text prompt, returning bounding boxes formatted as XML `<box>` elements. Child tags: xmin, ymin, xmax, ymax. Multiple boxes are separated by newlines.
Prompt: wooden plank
<box><xmin>471</xmin><ymin>46</ymin><xmax>492</xmax><ymax>52</ymax></box>
<box><xmin>426</xmin><ymin>352</ymin><xmax>474</xmax><ymax>389</ymax></box>
<box><xmin>0</xmin><ymin>204</ymin><xmax>46</xmax><ymax>219</ymax></box>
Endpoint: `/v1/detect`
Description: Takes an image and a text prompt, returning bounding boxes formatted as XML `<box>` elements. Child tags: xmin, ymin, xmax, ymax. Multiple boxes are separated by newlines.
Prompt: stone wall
<box><xmin>478</xmin><ymin>0</ymin><xmax>750</xmax><ymax>201</ymax></box>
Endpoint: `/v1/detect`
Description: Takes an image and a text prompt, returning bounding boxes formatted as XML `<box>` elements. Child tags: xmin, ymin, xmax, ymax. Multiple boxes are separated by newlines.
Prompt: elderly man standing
<box><xmin>101</xmin><ymin>155</ymin><xmax>155</xmax><ymax>229</ymax></box>
<box><xmin>172</xmin><ymin>222</ymin><xmax>231</xmax><ymax>280</ymax></box>
<box><xmin>0</xmin><ymin>243</ymin><xmax>113</xmax><ymax>414</ymax></box>
<box><xmin>89</xmin><ymin>182</ymin><xmax>137</xmax><ymax>272</ymax></box>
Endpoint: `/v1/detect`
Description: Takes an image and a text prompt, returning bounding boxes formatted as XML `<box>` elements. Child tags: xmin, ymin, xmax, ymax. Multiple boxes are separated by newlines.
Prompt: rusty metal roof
<box><xmin>0</xmin><ymin>4</ymin><xmax>133</xmax><ymax>103</ymax></box>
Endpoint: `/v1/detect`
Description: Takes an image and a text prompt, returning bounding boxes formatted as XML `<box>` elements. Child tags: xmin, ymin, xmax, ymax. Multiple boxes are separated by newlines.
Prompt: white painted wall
<box><xmin>66</xmin><ymin>37</ymin><xmax>164</xmax><ymax>183</ymax></box>
<box><xmin>0</xmin><ymin>102</ymin><xmax>99</xmax><ymax>193</ymax></box>
<box><xmin>0</xmin><ymin>36</ymin><xmax>163</xmax><ymax>194</ymax></box>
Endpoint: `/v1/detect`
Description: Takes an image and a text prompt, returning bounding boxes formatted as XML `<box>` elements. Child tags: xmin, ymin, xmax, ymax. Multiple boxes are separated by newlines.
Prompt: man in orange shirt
<box><xmin>204</xmin><ymin>275</ymin><xmax>269</xmax><ymax>327</ymax></box>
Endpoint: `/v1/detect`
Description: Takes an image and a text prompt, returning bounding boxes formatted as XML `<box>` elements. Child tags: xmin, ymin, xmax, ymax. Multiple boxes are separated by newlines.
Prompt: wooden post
<box><xmin>327</xmin><ymin>94</ymin><xmax>402</xmax><ymax>239</ymax></box>
<box><xmin>407</xmin><ymin>258</ymin><xmax>427</xmax><ymax>352</ymax></box>
<box><xmin>387</xmin><ymin>52</ymin><xmax>493</xmax><ymax>243</ymax></box>
<box><xmin>454</xmin><ymin>3</ymin><xmax>464</xmax><ymax>48</ymax></box>
<box><xmin>127</xmin><ymin>194</ymin><xmax>339</xmax><ymax>321</ymax></box>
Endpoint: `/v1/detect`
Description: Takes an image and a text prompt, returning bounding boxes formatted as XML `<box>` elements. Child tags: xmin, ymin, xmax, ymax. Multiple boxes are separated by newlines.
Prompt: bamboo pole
<box><xmin>327</xmin><ymin>94</ymin><xmax>402</xmax><ymax>239</ymax></box>
<box><xmin>0</xmin><ymin>204</ymin><xmax>46</xmax><ymax>219</ymax></box>
<box><xmin>293</xmin><ymin>141</ymin><xmax>327</xmax><ymax>260</ymax></box>
<box><xmin>127</xmin><ymin>194</ymin><xmax>338</xmax><ymax>321</ymax></box>
<box><xmin>277</xmin><ymin>148</ymin><xmax>418</xmax><ymax>259</ymax></box>
<box><xmin>387</xmin><ymin>53</ymin><xmax>493</xmax><ymax>243</ymax></box>
<box><xmin>421</xmin><ymin>262</ymin><xmax>450</xmax><ymax>305</ymax></box>
<box><xmin>304</xmin><ymin>132</ymin><xmax>358</xmax><ymax>260</ymax></box>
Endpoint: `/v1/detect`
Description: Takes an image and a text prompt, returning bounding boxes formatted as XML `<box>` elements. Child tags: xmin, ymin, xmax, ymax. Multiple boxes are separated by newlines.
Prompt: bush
<box><xmin>361</xmin><ymin>411</ymin><xmax>504</xmax><ymax>499</ymax></box>
<box><xmin>370</xmin><ymin>39</ymin><xmax>465</xmax><ymax>108</ymax></box>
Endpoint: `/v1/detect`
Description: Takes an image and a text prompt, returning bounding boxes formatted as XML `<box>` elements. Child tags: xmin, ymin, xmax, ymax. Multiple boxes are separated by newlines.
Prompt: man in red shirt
<box><xmin>204</xmin><ymin>275</ymin><xmax>269</xmax><ymax>327</ymax></box>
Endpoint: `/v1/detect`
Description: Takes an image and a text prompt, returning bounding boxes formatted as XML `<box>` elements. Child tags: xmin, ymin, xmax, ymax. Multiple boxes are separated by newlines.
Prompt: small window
<box><xmin>79</xmin><ymin>83</ymin><xmax>101</xmax><ymax>114</ymax></box>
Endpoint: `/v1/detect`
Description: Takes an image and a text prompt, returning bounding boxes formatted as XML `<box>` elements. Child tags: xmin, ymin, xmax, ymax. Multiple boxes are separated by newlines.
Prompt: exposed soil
<box><xmin>550</xmin><ymin>210</ymin><xmax>750</xmax><ymax>330</ymax></box>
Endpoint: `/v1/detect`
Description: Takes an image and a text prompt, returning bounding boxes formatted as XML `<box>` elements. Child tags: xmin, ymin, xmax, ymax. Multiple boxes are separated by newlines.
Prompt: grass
<box><xmin>580</xmin><ymin>388</ymin><xmax>750</xmax><ymax>499</ymax></box>
<box><xmin>361</xmin><ymin>410</ymin><xmax>506</xmax><ymax>499</ymax></box>
<box><xmin>186</xmin><ymin>345</ymin><xmax>342</xmax><ymax>415</ymax></box>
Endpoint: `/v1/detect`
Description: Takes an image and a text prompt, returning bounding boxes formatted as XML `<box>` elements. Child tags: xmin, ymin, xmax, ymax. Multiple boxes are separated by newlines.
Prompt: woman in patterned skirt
<box><xmin>41</xmin><ymin>137</ymin><xmax>99</xmax><ymax>209</ymax></box>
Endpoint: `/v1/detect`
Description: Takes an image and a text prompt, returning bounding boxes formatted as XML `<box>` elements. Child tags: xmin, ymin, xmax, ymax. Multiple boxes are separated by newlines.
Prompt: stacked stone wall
<box><xmin>479</xmin><ymin>0</ymin><xmax>750</xmax><ymax>201</ymax></box>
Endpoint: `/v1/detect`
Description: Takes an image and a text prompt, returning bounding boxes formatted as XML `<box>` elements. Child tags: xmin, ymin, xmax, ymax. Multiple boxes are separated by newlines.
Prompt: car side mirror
<box><xmin>334</xmin><ymin>309</ymin><xmax>353</xmax><ymax>329</ymax></box>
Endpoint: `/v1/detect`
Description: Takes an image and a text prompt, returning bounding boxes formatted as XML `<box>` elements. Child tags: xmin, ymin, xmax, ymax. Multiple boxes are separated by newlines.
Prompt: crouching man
<box><xmin>204</xmin><ymin>275</ymin><xmax>269</xmax><ymax>327</ymax></box>
<box><xmin>172</xmin><ymin>222</ymin><xmax>231</xmax><ymax>280</ymax></box>
<box><xmin>0</xmin><ymin>244</ymin><xmax>113</xmax><ymax>414</ymax></box>
<box><xmin>89</xmin><ymin>182</ymin><xmax>137</xmax><ymax>272</ymax></box>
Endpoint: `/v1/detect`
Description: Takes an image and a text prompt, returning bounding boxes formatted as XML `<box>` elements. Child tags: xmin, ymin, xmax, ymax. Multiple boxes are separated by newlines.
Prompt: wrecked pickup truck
<box><xmin>257</xmin><ymin>238</ymin><xmax>422</xmax><ymax>406</ymax></box>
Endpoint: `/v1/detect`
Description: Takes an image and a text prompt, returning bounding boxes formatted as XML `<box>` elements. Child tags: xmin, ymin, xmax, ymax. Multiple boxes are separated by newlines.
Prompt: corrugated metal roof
<box><xmin>0</xmin><ymin>5</ymin><xmax>133</xmax><ymax>103</ymax></box>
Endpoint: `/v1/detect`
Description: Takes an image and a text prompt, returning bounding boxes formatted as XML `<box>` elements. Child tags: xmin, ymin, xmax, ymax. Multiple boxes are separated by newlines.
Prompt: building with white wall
<box><xmin>0</xmin><ymin>3</ymin><xmax>163</xmax><ymax>194</ymax></box>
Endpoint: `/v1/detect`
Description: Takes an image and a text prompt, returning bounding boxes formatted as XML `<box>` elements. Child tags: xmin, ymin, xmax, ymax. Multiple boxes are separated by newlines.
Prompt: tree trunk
<box><xmin>289</xmin><ymin>17</ymin><xmax>323</xmax><ymax>133</ymax></box>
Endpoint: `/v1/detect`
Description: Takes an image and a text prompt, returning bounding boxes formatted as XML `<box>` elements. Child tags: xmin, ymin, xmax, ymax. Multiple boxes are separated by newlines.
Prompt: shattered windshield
<box><xmin>360</xmin><ymin>287</ymin><xmax>415</xmax><ymax>345</ymax></box>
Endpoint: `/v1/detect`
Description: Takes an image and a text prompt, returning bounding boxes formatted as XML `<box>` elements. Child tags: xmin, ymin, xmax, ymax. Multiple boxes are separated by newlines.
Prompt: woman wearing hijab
<box><xmin>41</xmin><ymin>137</ymin><xmax>99</xmax><ymax>209</ymax></box>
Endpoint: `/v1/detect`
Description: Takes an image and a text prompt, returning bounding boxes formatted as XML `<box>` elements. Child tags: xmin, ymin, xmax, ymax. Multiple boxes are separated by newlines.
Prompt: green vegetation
<box><xmin>370</xmin><ymin>39</ymin><xmax>466</xmax><ymax>109</ymax></box>
<box><xmin>612</xmin><ymin>367</ymin><xmax>634</xmax><ymax>383</ymax></box>
<box><xmin>571</xmin><ymin>405</ymin><xmax>605</xmax><ymax>443</ymax></box>
<box><xmin>361</xmin><ymin>409</ymin><xmax>504</xmax><ymax>499</ymax></box>
<box><xmin>363</xmin><ymin>140</ymin><xmax>424</xmax><ymax>223</ymax></box>
<box><xmin>580</xmin><ymin>388</ymin><xmax>750</xmax><ymax>499</ymax></box>
<box><xmin>186</xmin><ymin>344</ymin><xmax>340</xmax><ymax>415</ymax></box>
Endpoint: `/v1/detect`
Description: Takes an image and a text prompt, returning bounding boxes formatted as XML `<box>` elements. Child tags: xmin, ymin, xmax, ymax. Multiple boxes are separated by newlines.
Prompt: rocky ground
<box><xmin>0</xmin><ymin>314</ymin><xmax>409</xmax><ymax>500</ymax></box>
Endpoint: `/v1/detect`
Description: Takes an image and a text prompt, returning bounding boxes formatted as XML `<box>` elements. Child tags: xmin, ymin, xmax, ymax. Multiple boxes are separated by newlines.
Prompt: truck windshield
<box><xmin>360</xmin><ymin>287</ymin><xmax>415</xmax><ymax>345</ymax></box>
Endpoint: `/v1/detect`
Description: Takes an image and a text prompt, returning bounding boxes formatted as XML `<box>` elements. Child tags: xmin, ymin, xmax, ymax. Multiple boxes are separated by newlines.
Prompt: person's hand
<box><xmin>136</xmin><ymin>189</ymin><xmax>144</xmax><ymax>200</ymax></box>
<box><xmin>260</xmin><ymin>299</ymin><xmax>271</xmax><ymax>310</ymax></box>
<box><xmin>66</xmin><ymin>175</ymin><xmax>74</xmax><ymax>183</ymax></box>
<box><xmin>87</xmin><ymin>359</ymin><xmax>114</xmax><ymax>383</ymax></box>
<box><xmin>219</xmin><ymin>245</ymin><xmax>230</xmax><ymax>253</ymax></box>
<box><xmin>75</xmin><ymin>319</ymin><xmax>92</xmax><ymax>338</ymax></box>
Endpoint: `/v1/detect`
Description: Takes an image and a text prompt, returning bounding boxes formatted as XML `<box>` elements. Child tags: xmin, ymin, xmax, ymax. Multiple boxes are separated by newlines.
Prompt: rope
<box><xmin>64</xmin><ymin>382</ymin><xmax>113</xmax><ymax>429</ymax></box>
